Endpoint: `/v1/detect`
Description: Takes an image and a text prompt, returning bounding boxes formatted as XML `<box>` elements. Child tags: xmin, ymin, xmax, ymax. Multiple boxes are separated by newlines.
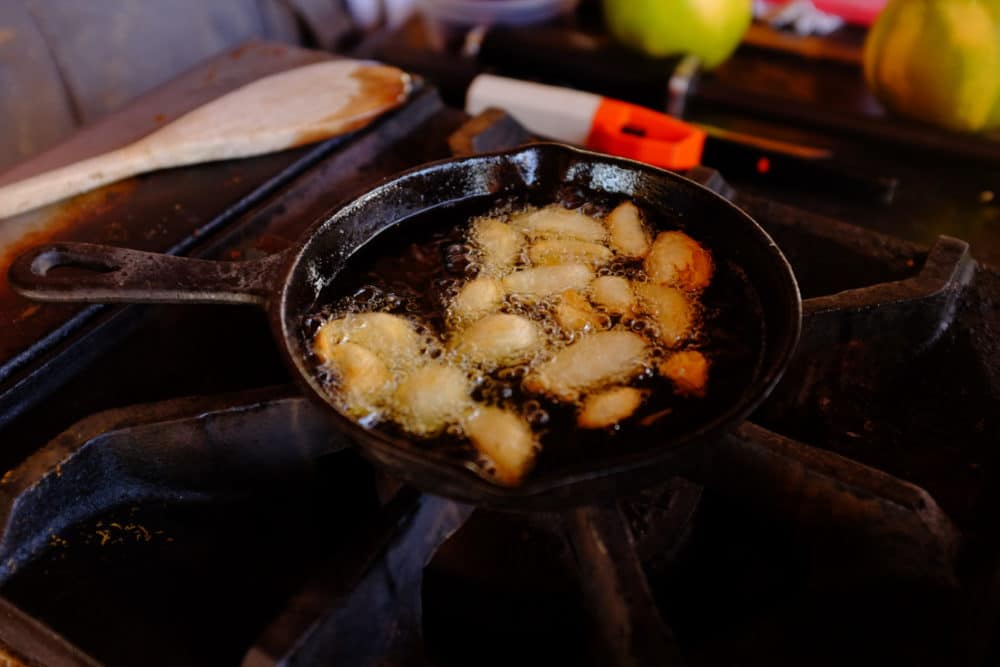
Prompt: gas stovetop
<box><xmin>0</xmin><ymin>52</ymin><xmax>998</xmax><ymax>667</ymax></box>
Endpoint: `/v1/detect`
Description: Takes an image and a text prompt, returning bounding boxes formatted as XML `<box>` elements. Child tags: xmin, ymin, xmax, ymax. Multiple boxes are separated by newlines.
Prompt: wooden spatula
<box><xmin>0</xmin><ymin>60</ymin><xmax>411</xmax><ymax>220</ymax></box>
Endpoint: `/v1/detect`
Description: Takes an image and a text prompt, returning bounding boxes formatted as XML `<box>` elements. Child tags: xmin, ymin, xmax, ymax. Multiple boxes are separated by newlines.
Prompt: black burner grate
<box><xmin>0</xmin><ymin>103</ymin><xmax>997</xmax><ymax>667</ymax></box>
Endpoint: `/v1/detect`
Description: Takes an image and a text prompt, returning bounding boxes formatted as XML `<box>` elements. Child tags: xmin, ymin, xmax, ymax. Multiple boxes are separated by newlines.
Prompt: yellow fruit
<box><xmin>864</xmin><ymin>0</ymin><xmax>1000</xmax><ymax>133</ymax></box>
<box><xmin>602</xmin><ymin>0</ymin><xmax>752</xmax><ymax>69</ymax></box>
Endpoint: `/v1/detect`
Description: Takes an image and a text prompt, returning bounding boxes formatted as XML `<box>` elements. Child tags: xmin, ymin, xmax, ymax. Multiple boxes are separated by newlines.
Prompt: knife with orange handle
<box><xmin>466</xmin><ymin>73</ymin><xmax>896</xmax><ymax>203</ymax></box>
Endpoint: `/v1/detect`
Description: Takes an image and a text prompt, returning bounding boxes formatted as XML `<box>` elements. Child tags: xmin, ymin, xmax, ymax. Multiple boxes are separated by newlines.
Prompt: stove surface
<box><xmin>0</xmin><ymin>45</ymin><xmax>999</xmax><ymax>667</ymax></box>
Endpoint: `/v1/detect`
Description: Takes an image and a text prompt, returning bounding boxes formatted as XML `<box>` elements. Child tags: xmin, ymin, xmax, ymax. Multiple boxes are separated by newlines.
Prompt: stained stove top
<box><xmin>0</xmin><ymin>41</ymin><xmax>998</xmax><ymax>667</ymax></box>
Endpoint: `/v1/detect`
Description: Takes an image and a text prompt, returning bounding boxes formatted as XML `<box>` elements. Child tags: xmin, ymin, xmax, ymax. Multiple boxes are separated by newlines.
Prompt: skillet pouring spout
<box><xmin>8</xmin><ymin>242</ymin><xmax>291</xmax><ymax>307</ymax></box>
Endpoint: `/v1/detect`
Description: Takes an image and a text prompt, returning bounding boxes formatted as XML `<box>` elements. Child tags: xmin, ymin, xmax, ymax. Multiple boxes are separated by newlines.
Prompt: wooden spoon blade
<box><xmin>146</xmin><ymin>59</ymin><xmax>412</xmax><ymax>161</ymax></box>
<box><xmin>0</xmin><ymin>59</ymin><xmax>411</xmax><ymax>220</ymax></box>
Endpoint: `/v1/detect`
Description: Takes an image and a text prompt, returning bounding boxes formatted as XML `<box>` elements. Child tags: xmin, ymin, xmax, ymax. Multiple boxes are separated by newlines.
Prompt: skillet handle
<box><xmin>8</xmin><ymin>242</ymin><xmax>291</xmax><ymax>307</ymax></box>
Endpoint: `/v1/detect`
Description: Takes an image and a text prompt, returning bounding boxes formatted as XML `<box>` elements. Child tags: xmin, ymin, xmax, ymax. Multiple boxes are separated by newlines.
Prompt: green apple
<box><xmin>602</xmin><ymin>0</ymin><xmax>753</xmax><ymax>69</ymax></box>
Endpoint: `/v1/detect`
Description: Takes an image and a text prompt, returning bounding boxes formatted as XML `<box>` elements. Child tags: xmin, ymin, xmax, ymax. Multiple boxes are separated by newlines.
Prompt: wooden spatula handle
<box><xmin>0</xmin><ymin>146</ymin><xmax>151</xmax><ymax>219</ymax></box>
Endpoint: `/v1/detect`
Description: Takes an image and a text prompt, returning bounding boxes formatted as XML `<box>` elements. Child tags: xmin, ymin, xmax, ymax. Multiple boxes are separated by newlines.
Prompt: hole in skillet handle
<box><xmin>31</xmin><ymin>248</ymin><xmax>120</xmax><ymax>276</ymax></box>
<box><xmin>8</xmin><ymin>242</ymin><xmax>142</xmax><ymax>303</ymax></box>
<box><xmin>8</xmin><ymin>243</ymin><xmax>130</xmax><ymax>297</ymax></box>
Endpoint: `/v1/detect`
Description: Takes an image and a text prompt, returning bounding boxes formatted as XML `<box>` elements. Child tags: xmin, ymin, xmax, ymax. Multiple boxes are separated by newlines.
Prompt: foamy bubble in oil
<box><xmin>522</xmin><ymin>399</ymin><xmax>550</xmax><ymax>427</ymax></box>
<box><xmin>444</xmin><ymin>243</ymin><xmax>476</xmax><ymax>275</ymax></box>
<box><xmin>351</xmin><ymin>284</ymin><xmax>386</xmax><ymax>307</ymax></box>
<box><xmin>495</xmin><ymin>364</ymin><xmax>529</xmax><ymax>381</ymax></box>
<box><xmin>645</xmin><ymin>339</ymin><xmax>667</xmax><ymax>359</ymax></box>
<box><xmin>628</xmin><ymin>317</ymin><xmax>649</xmax><ymax>334</ymax></box>
<box><xmin>473</xmin><ymin>377</ymin><xmax>515</xmax><ymax>408</ymax></box>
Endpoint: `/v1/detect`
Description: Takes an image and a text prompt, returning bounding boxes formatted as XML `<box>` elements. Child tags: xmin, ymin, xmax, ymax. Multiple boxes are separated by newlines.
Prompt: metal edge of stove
<box><xmin>680</xmin><ymin>165</ymin><xmax>966</xmax><ymax>584</ymax></box>
<box><xmin>241</xmin><ymin>485</ymin><xmax>426</xmax><ymax>667</ymax></box>
<box><xmin>245</xmin><ymin>494</ymin><xmax>474</xmax><ymax>667</ymax></box>
<box><xmin>246</xmin><ymin>480</ymin><xmax>704</xmax><ymax>667</ymax></box>
<box><xmin>565</xmin><ymin>504</ymin><xmax>684</xmax><ymax>667</ymax></box>
<box><xmin>710</xmin><ymin>422</ymin><xmax>961</xmax><ymax>584</ymax></box>
<box><xmin>0</xmin><ymin>387</ymin><xmax>345</xmax><ymax>584</ymax></box>
<box><xmin>733</xmin><ymin>189</ymin><xmax>929</xmax><ymax>267</ymax></box>
<box><xmin>694</xmin><ymin>165</ymin><xmax>980</xmax><ymax>367</ymax></box>
<box><xmin>800</xmin><ymin>235</ymin><xmax>976</xmax><ymax>355</ymax></box>
<box><xmin>0</xmin><ymin>81</ymin><xmax>434</xmax><ymax>432</ymax></box>
<box><xmin>0</xmin><ymin>596</ymin><xmax>101</xmax><ymax>667</ymax></box>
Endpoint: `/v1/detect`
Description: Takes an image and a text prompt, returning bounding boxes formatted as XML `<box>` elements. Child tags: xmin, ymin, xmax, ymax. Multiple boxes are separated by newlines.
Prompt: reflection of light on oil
<box><xmin>566</xmin><ymin>162</ymin><xmax>640</xmax><ymax>197</ymax></box>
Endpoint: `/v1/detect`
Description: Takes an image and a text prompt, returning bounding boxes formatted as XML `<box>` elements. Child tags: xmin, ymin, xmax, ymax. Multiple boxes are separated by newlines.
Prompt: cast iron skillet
<box><xmin>8</xmin><ymin>143</ymin><xmax>801</xmax><ymax>510</ymax></box>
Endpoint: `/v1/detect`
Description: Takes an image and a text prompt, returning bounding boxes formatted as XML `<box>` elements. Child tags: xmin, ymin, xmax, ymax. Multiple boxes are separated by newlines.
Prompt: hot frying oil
<box><xmin>303</xmin><ymin>193</ymin><xmax>764</xmax><ymax>483</ymax></box>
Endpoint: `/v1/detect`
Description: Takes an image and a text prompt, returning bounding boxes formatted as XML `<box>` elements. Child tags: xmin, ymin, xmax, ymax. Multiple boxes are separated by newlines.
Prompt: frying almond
<box><xmin>633</xmin><ymin>282</ymin><xmax>693</xmax><ymax>346</ymax></box>
<box><xmin>528</xmin><ymin>239</ymin><xmax>613</xmax><ymax>267</ymax></box>
<box><xmin>463</xmin><ymin>405</ymin><xmax>538</xmax><ymax>486</ymax></box>
<box><xmin>472</xmin><ymin>218</ymin><xmax>524</xmax><ymax>274</ymax></box>
<box><xmin>510</xmin><ymin>205</ymin><xmax>606</xmax><ymax>243</ymax></box>
<box><xmin>322</xmin><ymin>342</ymin><xmax>392</xmax><ymax>417</ymax></box>
<box><xmin>451</xmin><ymin>313</ymin><xmax>540</xmax><ymax>367</ymax></box>
<box><xmin>590</xmin><ymin>275</ymin><xmax>635</xmax><ymax>315</ymax></box>
<box><xmin>659</xmin><ymin>350</ymin><xmax>710</xmax><ymax>397</ymax></box>
<box><xmin>578</xmin><ymin>386</ymin><xmax>648</xmax><ymax>429</ymax></box>
<box><xmin>314</xmin><ymin>312</ymin><xmax>422</xmax><ymax>370</ymax></box>
<box><xmin>554</xmin><ymin>290</ymin><xmax>606</xmax><ymax>333</ymax></box>
<box><xmin>502</xmin><ymin>263</ymin><xmax>594</xmax><ymax>300</ymax></box>
<box><xmin>450</xmin><ymin>277</ymin><xmax>503</xmax><ymax>322</ymax></box>
<box><xmin>523</xmin><ymin>330</ymin><xmax>649</xmax><ymax>402</ymax></box>
<box><xmin>644</xmin><ymin>230</ymin><xmax>714</xmax><ymax>291</ymax></box>
<box><xmin>606</xmin><ymin>202</ymin><xmax>651</xmax><ymax>258</ymax></box>
<box><xmin>392</xmin><ymin>364</ymin><xmax>473</xmax><ymax>436</ymax></box>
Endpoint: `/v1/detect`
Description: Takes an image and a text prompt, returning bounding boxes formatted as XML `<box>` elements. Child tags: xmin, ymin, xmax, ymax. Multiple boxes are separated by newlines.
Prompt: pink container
<box><xmin>813</xmin><ymin>0</ymin><xmax>887</xmax><ymax>26</ymax></box>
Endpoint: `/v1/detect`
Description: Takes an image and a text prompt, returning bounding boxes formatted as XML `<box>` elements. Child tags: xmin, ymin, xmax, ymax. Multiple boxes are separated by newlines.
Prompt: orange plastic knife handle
<box><xmin>587</xmin><ymin>98</ymin><xmax>705</xmax><ymax>170</ymax></box>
